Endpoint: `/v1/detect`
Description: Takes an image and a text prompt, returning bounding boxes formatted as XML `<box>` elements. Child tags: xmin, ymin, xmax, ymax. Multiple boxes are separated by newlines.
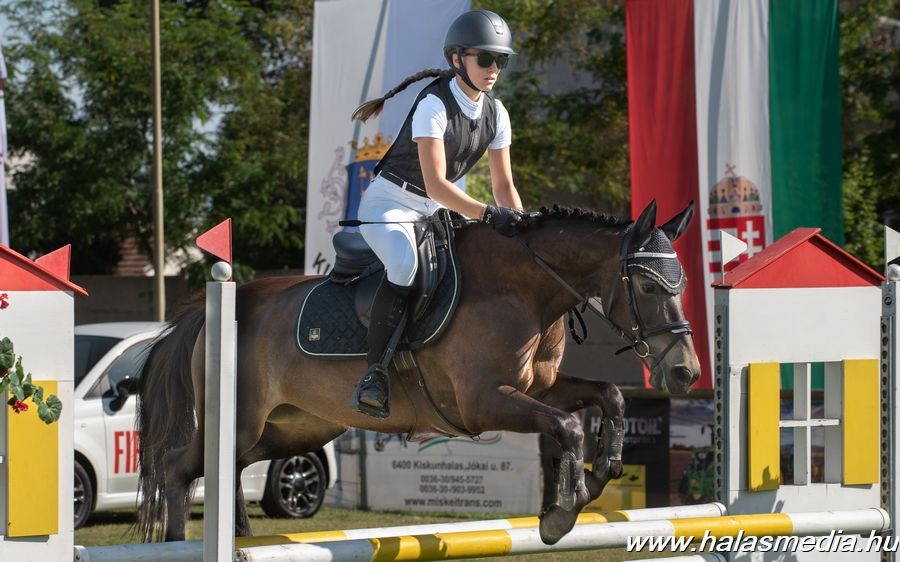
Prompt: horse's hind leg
<box><xmin>162</xmin><ymin>442</ymin><xmax>204</xmax><ymax>541</ymax></box>
<box><xmin>235</xmin><ymin>479</ymin><xmax>251</xmax><ymax>536</ymax></box>
<box><xmin>537</xmin><ymin>372</ymin><xmax>625</xmax><ymax>504</ymax></box>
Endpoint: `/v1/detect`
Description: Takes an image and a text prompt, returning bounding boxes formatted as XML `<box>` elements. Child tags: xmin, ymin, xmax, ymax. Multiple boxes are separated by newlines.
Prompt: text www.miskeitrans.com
<box><xmin>626</xmin><ymin>530</ymin><xmax>900</xmax><ymax>555</ymax></box>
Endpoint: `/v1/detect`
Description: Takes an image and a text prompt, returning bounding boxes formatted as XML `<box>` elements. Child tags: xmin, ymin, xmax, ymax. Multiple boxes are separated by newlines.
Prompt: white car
<box><xmin>73</xmin><ymin>321</ymin><xmax>337</xmax><ymax>529</ymax></box>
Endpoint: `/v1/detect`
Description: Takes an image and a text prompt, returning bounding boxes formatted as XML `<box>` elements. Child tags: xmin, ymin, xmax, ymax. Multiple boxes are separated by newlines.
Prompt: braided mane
<box><xmin>539</xmin><ymin>204</ymin><xmax>622</xmax><ymax>226</ymax></box>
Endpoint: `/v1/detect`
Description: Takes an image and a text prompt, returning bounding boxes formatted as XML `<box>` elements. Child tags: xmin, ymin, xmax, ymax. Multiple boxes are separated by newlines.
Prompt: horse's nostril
<box><xmin>675</xmin><ymin>366</ymin><xmax>696</xmax><ymax>384</ymax></box>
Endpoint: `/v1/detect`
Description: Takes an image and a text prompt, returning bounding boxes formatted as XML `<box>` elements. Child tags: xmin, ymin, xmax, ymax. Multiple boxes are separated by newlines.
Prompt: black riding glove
<box><xmin>482</xmin><ymin>205</ymin><xmax>526</xmax><ymax>237</ymax></box>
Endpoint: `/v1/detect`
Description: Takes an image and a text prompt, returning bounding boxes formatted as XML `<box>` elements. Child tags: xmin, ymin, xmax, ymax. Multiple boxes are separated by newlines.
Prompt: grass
<box><xmin>75</xmin><ymin>504</ymin><xmax>680</xmax><ymax>561</ymax></box>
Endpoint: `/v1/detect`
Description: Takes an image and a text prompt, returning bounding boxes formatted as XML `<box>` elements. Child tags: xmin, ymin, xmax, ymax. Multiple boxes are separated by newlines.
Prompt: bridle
<box><xmin>521</xmin><ymin>227</ymin><xmax>693</xmax><ymax>372</ymax></box>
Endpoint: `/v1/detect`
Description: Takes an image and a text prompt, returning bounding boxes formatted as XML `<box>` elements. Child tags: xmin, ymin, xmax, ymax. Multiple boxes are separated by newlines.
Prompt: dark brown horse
<box><xmin>136</xmin><ymin>200</ymin><xmax>700</xmax><ymax>545</ymax></box>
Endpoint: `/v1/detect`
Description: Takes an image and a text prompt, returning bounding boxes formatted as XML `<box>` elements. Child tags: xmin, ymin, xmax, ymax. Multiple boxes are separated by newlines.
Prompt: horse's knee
<box><xmin>595</xmin><ymin>381</ymin><xmax>624</xmax><ymax>417</ymax></box>
<box><xmin>552</xmin><ymin>413</ymin><xmax>584</xmax><ymax>456</ymax></box>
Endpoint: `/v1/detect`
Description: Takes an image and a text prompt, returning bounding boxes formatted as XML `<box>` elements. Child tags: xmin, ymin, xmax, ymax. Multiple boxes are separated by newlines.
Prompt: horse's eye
<box><xmin>641</xmin><ymin>282</ymin><xmax>658</xmax><ymax>294</ymax></box>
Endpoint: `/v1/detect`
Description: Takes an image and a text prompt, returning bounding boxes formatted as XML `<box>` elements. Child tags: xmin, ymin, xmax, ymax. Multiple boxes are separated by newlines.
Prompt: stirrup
<box><xmin>350</xmin><ymin>365</ymin><xmax>390</xmax><ymax>419</ymax></box>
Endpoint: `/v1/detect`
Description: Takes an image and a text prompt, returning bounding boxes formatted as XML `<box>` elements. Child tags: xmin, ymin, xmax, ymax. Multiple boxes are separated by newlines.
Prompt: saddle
<box><xmin>295</xmin><ymin>209</ymin><xmax>463</xmax><ymax>359</ymax></box>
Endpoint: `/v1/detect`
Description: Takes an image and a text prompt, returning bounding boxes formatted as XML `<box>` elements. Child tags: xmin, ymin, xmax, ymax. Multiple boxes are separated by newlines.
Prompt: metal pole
<box><xmin>151</xmin><ymin>0</ymin><xmax>165</xmax><ymax>321</ymax></box>
<box><xmin>203</xmin><ymin>270</ymin><xmax>236</xmax><ymax>562</ymax></box>
<box><xmin>881</xmin><ymin>267</ymin><xmax>899</xmax><ymax>562</ymax></box>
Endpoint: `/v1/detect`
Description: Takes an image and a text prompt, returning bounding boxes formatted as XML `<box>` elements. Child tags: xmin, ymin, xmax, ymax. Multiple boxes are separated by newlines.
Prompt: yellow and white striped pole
<box><xmin>237</xmin><ymin>502</ymin><xmax>727</xmax><ymax>547</ymax></box>
<box><xmin>73</xmin><ymin>502</ymin><xmax>724</xmax><ymax>561</ymax></box>
<box><xmin>234</xmin><ymin>508</ymin><xmax>889</xmax><ymax>562</ymax></box>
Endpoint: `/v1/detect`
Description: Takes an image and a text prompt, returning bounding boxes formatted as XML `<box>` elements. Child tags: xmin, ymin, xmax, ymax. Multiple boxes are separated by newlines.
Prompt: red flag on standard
<box><xmin>196</xmin><ymin>218</ymin><xmax>233</xmax><ymax>264</ymax></box>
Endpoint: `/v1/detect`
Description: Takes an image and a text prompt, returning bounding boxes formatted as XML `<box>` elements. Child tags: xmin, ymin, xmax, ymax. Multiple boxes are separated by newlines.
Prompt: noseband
<box><xmin>523</xmin><ymin>227</ymin><xmax>693</xmax><ymax>371</ymax></box>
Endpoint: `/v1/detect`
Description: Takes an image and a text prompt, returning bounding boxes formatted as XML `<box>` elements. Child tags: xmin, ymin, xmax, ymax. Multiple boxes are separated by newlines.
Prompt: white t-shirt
<box><xmin>410</xmin><ymin>78</ymin><xmax>512</xmax><ymax>151</ymax></box>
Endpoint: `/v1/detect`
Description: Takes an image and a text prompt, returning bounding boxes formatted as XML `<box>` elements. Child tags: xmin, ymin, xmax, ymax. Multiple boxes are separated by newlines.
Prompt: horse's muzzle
<box><xmin>669</xmin><ymin>365</ymin><xmax>700</xmax><ymax>395</ymax></box>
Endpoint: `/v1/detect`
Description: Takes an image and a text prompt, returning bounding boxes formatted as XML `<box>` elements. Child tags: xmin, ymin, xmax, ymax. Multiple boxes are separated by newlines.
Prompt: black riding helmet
<box><xmin>444</xmin><ymin>10</ymin><xmax>516</xmax><ymax>92</ymax></box>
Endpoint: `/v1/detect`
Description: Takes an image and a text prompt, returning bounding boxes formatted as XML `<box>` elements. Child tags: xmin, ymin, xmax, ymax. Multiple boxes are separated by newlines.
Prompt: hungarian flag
<box><xmin>626</xmin><ymin>0</ymin><xmax>843</xmax><ymax>389</ymax></box>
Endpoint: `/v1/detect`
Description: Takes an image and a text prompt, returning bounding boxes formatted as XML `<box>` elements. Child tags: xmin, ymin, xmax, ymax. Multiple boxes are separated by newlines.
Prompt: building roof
<box><xmin>0</xmin><ymin>244</ymin><xmax>89</xmax><ymax>296</ymax></box>
<box><xmin>714</xmin><ymin>228</ymin><xmax>883</xmax><ymax>289</ymax></box>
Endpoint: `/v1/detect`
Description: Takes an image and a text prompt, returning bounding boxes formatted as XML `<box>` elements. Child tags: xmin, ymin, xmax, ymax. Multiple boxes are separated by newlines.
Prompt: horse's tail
<box><xmin>136</xmin><ymin>298</ymin><xmax>206</xmax><ymax>542</ymax></box>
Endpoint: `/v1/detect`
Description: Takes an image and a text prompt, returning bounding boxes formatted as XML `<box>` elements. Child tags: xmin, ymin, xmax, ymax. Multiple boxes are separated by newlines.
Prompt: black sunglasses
<box><xmin>462</xmin><ymin>51</ymin><xmax>509</xmax><ymax>69</ymax></box>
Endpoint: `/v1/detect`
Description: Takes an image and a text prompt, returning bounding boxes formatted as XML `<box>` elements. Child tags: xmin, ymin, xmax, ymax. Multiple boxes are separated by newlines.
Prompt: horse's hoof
<box><xmin>592</xmin><ymin>456</ymin><xmax>611</xmax><ymax>483</ymax></box>
<box><xmin>539</xmin><ymin>505</ymin><xmax>578</xmax><ymax>545</ymax></box>
<box><xmin>609</xmin><ymin>458</ymin><xmax>623</xmax><ymax>479</ymax></box>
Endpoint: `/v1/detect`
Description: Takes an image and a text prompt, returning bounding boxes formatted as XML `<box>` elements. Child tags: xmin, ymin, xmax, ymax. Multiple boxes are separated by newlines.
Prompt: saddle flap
<box><xmin>297</xmin><ymin>209</ymin><xmax>464</xmax><ymax>359</ymax></box>
<box><xmin>411</xmin><ymin>223</ymin><xmax>441</xmax><ymax>320</ymax></box>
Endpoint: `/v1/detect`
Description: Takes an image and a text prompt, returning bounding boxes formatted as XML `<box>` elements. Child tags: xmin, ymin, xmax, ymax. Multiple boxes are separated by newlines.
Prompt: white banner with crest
<box><xmin>305</xmin><ymin>0</ymin><xmax>470</xmax><ymax>276</ymax></box>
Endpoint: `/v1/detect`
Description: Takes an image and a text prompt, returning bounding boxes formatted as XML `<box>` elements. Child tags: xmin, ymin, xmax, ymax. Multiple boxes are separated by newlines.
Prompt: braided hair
<box><xmin>351</xmin><ymin>68</ymin><xmax>455</xmax><ymax>122</ymax></box>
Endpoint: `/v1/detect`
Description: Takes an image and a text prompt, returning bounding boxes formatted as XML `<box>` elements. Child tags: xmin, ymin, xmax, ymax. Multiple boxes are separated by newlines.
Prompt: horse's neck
<box><xmin>457</xmin><ymin>224</ymin><xmax>620</xmax><ymax>325</ymax></box>
<box><xmin>523</xmin><ymin>224</ymin><xmax>621</xmax><ymax>318</ymax></box>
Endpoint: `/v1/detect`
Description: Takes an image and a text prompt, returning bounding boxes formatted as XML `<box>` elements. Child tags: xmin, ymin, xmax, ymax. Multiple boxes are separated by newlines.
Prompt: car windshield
<box><xmin>74</xmin><ymin>335</ymin><xmax>121</xmax><ymax>388</ymax></box>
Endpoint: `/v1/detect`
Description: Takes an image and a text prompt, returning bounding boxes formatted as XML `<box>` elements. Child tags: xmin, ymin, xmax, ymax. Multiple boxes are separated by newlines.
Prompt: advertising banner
<box><xmin>363</xmin><ymin>431</ymin><xmax>540</xmax><ymax>514</ymax></box>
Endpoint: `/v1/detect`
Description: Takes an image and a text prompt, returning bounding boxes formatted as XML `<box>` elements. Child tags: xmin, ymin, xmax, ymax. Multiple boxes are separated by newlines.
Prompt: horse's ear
<box><xmin>629</xmin><ymin>199</ymin><xmax>657</xmax><ymax>252</ymax></box>
<box><xmin>660</xmin><ymin>200</ymin><xmax>695</xmax><ymax>242</ymax></box>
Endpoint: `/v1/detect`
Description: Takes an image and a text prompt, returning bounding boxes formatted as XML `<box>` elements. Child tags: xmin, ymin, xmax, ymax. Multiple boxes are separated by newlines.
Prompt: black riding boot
<box><xmin>351</xmin><ymin>279</ymin><xmax>409</xmax><ymax>418</ymax></box>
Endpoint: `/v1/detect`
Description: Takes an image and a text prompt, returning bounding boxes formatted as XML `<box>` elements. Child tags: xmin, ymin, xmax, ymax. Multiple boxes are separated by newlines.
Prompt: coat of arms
<box><xmin>707</xmin><ymin>164</ymin><xmax>765</xmax><ymax>277</ymax></box>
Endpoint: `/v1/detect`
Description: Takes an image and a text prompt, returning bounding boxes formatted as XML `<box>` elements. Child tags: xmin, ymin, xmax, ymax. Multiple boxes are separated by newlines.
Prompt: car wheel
<box><xmin>74</xmin><ymin>460</ymin><xmax>94</xmax><ymax>529</ymax></box>
<box><xmin>260</xmin><ymin>453</ymin><xmax>326</xmax><ymax>518</ymax></box>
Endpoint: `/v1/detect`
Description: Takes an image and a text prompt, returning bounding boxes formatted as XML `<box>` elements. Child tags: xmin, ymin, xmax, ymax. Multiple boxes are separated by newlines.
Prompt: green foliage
<box><xmin>0</xmin><ymin>337</ymin><xmax>62</xmax><ymax>424</ymax></box>
<box><xmin>843</xmin><ymin>148</ymin><xmax>884</xmax><ymax>267</ymax></box>
<box><xmin>1</xmin><ymin>0</ymin><xmax>312</xmax><ymax>275</ymax></box>
<box><xmin>189</xmin><ymin>1</ymin><xmax>314</xmax><ymax>273</ymax></box>
<box><xmin>476</xmin><ymin>0</ymin><xmax>631</xmax><ymax>215</ymax></box>
<box><xmin>838</xmin><ymin>0</ymin><xmax>900</xmax><ymax>267</ymax></box>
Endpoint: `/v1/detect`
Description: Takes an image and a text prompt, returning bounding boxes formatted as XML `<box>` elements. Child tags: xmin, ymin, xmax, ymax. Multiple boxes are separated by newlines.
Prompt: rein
<box><xmin>520</xmin><ymin>232</ymin><xmax>692</xmax><ymax>372</ymax></box>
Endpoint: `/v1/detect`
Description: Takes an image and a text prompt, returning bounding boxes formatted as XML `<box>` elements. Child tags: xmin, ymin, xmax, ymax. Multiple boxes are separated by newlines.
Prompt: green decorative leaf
<box><xmin>0</xmin><ymin>338</ymin><xmax>14</xmax><ymax>370</ymax></box>
<box><xmin>38</xmin><ymin>395</ymin><xmax>62</xmax><ymax>424</ymax></box>
<box><xmin>0</xmin><ymin>336</ymin><xmax>62</xmax><ymax>424</ymax></box>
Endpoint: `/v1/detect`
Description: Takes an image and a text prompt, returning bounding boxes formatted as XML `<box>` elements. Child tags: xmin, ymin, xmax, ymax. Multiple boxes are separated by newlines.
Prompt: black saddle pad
<box><xmin>295</xmin><ymin>265</ymin><xmax>460</xmax><ymax>359</ymax></box>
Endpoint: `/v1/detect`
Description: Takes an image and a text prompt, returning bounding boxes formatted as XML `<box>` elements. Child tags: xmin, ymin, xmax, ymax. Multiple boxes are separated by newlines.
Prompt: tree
<box><xmin>189</xmin><ymin>1</ymin><xmax>314</xmax><ymax>273</ymax></box>
<box><xmin>839</xmin><ymin>0</ymin><xmax>900</xmax><ymax>268</ymax></box>
<box><xmin>1</xmin><ymin>0</ymin><xmax>312</xmax><ymax>275</ymax></box>
<box><xmin>471</xmin><ymin>0</ymin><xmax>630</xmax><ymax>215</ymax></box>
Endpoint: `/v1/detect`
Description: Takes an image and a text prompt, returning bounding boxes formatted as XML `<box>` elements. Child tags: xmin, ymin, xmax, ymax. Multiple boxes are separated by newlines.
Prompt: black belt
<box><xmin>380</xmin><ymin>171</ymin><xmax>428</xmax><ymax>198</ymax></box>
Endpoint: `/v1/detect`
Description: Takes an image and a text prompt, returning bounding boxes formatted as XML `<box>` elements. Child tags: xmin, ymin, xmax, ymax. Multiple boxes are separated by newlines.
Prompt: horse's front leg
<box><xmin>459</xmin><ymin>386</ymin><xmax>587</xmax><ymax>545</ymax></box>
<box><xmin>536</xmin><ymin>372</ymin><xmax>625</xmax><ymax>508</ymax></box>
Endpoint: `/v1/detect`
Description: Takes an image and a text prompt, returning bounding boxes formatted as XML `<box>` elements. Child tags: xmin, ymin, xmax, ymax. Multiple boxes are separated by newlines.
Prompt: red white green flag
<box><xmin>626</xmin><ymin>0</ymin><xmax>843</xmax><ymax>388</ymax></box>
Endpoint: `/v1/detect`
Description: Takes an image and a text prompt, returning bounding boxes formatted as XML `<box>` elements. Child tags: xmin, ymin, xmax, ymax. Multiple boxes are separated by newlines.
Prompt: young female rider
<box><xmin>349</xmin><ymin>9</ymin><xmax>529</xmax><ymax>418</ymax></box>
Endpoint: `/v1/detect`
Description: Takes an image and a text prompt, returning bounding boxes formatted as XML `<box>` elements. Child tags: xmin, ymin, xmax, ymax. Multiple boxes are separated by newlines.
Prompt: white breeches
<box><xmin>358</xmin><ymin>176</ymin><xmax>444</xmax><ymax>288</ymax></box>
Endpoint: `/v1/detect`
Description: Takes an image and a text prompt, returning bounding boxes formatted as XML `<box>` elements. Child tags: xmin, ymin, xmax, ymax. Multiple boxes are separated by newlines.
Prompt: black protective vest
<box><xmin>375</xmin><ymin>77</ymin><xmax>497</xmax><ymax>194</ymax></box>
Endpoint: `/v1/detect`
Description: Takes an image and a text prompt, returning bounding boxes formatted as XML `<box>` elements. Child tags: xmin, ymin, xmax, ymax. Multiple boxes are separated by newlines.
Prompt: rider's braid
<box><xmin>352</xmin><ymin>68</ymin><xmax>455</xmax><ymax>123</ymax></box>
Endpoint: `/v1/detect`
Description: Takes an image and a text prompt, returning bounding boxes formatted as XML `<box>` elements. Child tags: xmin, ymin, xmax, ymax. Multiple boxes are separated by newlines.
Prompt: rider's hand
<box><xmin>482</xmin><ymin>205</ymin><xmax>528</xmax><ymax>237</ymax></box>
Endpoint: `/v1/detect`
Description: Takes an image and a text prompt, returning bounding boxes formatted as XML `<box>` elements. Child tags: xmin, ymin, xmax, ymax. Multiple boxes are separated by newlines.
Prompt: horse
<box><xmin>136</xmin><ymin>199</ymin><xmax>701</xmax><ymax>545</ymax></box>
